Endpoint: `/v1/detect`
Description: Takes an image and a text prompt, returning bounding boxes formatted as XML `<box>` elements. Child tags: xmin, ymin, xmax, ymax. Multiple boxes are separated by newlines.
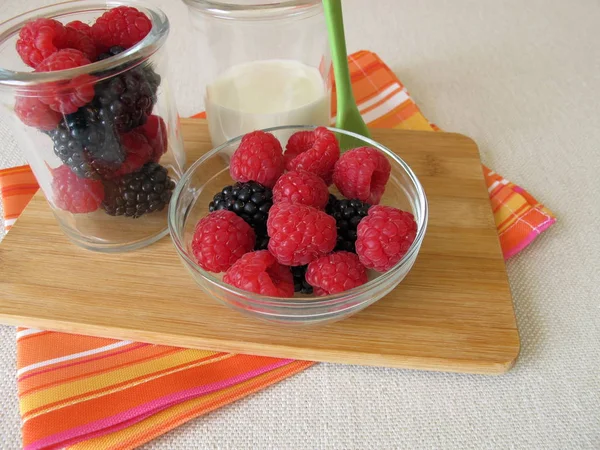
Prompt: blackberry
<box><xmin>102</xmin><ymin>162</ymin><xmax>175</xmax><ymax>218</ymax></box>
<box><xmin>97</xmin><ymin>46</ymin><xmax>127</xmax><ymax>61</ymax></box>
<box><xmin>48</xmin><ymin>104</ymin><xmax>124</xmax><ymax>179</ymax></box>
<box><xmin>329</xmin><ymin>198</ymin><xmax>371</xmax><ymax>253</ymax></box>
<box><xmin>291</xmin><ymin>265</ymin><xmax>313</xmax><ymax>294</ymax></box>
<box><xmin>97</xmin><ymin>47</ymin><xmax>161</xmax><ymax>86</ymax></box>
<box><xmin>209</xmin><ymin>181</ymin><xmax>272</xmax><ymax>244</ymax></box>
<box><xmin>48</xmin><ymin>125</ymin><xmax>95</xmax><ymax>179</ymax></box>
<box><xmin>93</xmin><ymin>47</ymin><xmax>161</xmax><ymax>132</ymax></box>
<box><xmin>255</xmin><ymin>234</ymin><xmax>270</xmax><ymax>251</ymax></box>
<box><xmin>325</xmin><ymin>193</ymin><xmax>338</xmax><ymax>215</ymax></box>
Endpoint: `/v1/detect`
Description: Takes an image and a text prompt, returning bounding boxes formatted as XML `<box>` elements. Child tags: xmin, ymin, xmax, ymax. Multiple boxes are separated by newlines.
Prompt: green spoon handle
<box><xmin>323</xmin><ymin>0</ymin><xmax>355</xmax><ymax>113</ymax></box>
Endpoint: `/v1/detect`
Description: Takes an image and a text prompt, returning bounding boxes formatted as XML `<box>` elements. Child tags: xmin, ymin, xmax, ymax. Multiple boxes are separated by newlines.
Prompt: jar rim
<box><xmin>0</xmin><ymin>0</ymin><xmax>169</xmax><ymax>88</ymax></box>
<box><xmin>182</xmin><ymin>0</ymin><xmax>322</xmax><ymax>20</ymax></box>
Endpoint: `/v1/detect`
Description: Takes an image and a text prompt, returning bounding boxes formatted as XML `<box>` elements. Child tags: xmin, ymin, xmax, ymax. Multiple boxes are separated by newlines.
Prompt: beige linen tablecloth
<box><xmin>1</xmin><ymin>0</ymin><xmax>599</xmax><ymax>448</ymax></box>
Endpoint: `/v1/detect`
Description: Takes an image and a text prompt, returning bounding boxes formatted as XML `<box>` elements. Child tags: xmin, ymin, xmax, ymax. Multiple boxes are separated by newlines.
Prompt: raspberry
<box><xmin>267</xmin><ymin>203</ymin><xmax>337</xmax><ymax>266</ymax></box>
<box><xmin>284</xmin><ymin>127</ymin><xmax>340</xmax><ymax>185</ymax></box>
<box><xmin>91</xmin><ymin>6</ymin><xmax>152</xmax><ymax>53</ymax></box>
<box><xmin>223</xmin><ymin>251</ymin><xmax>294</xmax><ymax>297</ymax></box>
<box><xmin>16</xmin><ymin>19</ymin><xmax>96</xmax><ymax>68</ymax></box>
<box><xmin>230</xmin><ymin>131</ymin><xmax>284</xmax><ymax>188</ymax></box>
<box><xmin>63</xmin><ymin>26</ymin><xmax>96</xmax><ymax>61</ymax></box>
<box><xmin>52</xmin><ymin>165</ymin><xmax>105</xmax><ymax>213</ymax></box>
<box><xmin>35</xmin><ymin>48</ymin><xmax>91</xmax><ymax>72</ymax></box>
<box><xmin>355</xmin><ymin>206</ymin><xmax>417</xmax><ymax>272</ymax></box>
<box><xmin>14</xmin><ymin>96</ymin><xmax>61</xmax><ymax>131</ymax></box>
<box><xmin>284</xmin><ymin>130</ymin><xmax>314</xmax><ymax>166</ymax></box>
<box><xmin>192</xmin><ymin>210</ymin><xmax>256</xmax><ymax>273</ymax></box>
<box><xmin>306</xmin><ymin>251</ymin><xmax>368</xmax><ymax>295</ymax></box>
<box><xmin>140</xmin><ymin>115</ymin><xmax>168</xmax><ymax>162</ymax></box>
<box><xmin>272</xmin><ymin>170</ymin><xmax>329</xmax><ymax>210</ymax></box>
<box><xmin>16</xmin><ymin>18</ymin><xmax>68</xmax><ymax>68</ymax></box>
<box><xmin>35</xmin><ymin>49</ymin><xmax>95</xmax><ymax>114</ymax></box>
<box><xmin>106</xmin><ymin>131</ymin><xmax>153</xmax><ymax>178</ymax></box>
<box><xmin>333</xmin><ymin>147</ymin><xmax>391</xmax><ymax>205</ymax></box>
<box><xmin>66</xmin><ymin>21</ymin><xmax>92</xmax><ymax>37</ymax></box>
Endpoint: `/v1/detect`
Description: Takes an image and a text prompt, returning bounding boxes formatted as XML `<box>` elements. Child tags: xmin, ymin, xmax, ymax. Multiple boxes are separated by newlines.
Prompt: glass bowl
<box><xmin>168</xmin><ymin>126</ymin><xmax>428</xmax><ymax>325</ymax></box>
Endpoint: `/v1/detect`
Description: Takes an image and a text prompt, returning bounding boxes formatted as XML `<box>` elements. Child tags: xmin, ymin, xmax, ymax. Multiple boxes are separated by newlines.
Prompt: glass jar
<box><xmin>0</xmin><ymin>0</ymin><xmax>185</xmax><ymax>252</ymax></box>
<box><xmin>183</xmin><ymin>0</ymin><xmax>332</xmax><ymax>146</ymax></box>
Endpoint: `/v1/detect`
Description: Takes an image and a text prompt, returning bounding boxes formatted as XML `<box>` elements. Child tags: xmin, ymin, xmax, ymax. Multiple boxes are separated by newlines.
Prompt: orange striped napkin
<box><xmin>0</xmin><ymin>51</ymin><xmax>554</xmax><ymax>450</ymax></box>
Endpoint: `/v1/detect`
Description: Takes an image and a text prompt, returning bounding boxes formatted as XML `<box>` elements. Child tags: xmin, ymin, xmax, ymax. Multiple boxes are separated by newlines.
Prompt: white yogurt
<box><xmin>206</xmin><ymin>59</ymin><xmax>330</xmax><ymax>147</ymax></box>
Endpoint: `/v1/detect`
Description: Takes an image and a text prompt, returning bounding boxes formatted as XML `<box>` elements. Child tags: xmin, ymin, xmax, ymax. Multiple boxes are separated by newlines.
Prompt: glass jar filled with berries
<box><xmin>0</xmin><ymin>1</ymin><xmax>185</xmax><ymax>251</ymax></box>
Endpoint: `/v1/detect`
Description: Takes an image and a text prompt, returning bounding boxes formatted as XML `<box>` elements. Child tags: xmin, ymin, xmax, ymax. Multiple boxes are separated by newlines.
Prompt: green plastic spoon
<box><xmin>323</xmin><ymin>0</ymin><xmax>370</xmax><ymax>147</ymax></box>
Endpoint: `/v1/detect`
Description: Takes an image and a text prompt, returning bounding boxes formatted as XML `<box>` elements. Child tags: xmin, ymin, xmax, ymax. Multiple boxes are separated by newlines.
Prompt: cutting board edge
<box><xmin>0</xmin><ymin>311</ymin><xmax>520</xmax><ymax>375</ymax></box>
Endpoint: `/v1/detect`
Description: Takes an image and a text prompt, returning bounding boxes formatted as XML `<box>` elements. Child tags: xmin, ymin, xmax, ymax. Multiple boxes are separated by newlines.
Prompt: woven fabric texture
<box><xmin>1</xmin><ymin>0</ymin><xmax>599</xmax><ymax>448</ymax></box>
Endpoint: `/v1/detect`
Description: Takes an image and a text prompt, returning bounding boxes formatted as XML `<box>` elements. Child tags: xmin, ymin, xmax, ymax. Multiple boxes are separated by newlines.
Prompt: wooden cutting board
<box><xmin>0</xmin><ymin>119</ymin><xmax>519</xmax><ymax>375</ymax></box>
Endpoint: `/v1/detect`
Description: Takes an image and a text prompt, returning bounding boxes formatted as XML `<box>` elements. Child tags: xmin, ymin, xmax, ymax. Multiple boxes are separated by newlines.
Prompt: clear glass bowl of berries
<box><xmin>0</xmin><ymin>1</ymin><xmax>185</xmax><ymax>251</ymax></box>
<box><xmin>169</xmin><ymin>126</ymin><xmax>428</xmax><ymax>325</ymax></box>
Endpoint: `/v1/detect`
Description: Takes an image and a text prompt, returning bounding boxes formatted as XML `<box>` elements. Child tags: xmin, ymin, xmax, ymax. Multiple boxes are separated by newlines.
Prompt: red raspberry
<box><xmin>106</xmin><ymin>131</ymin><xmax>153</xmax><ymax>178</ymax></box>
<box><xmin>355</xmin><ymin>206</ymin><xmax>417</xmax><ymax>272</ymax></box>
<box><xmin>306</xmin><ymin>251</ymin><xmax>368</xmax><ymax>295</ymax></box>
<box><xmin>52</xmin><ymin>165</ymin><xmax>105</xmax><ymax>213</ymax></box>
<box><xmin>230</xmin><ymin>131</ymin><xmax>284</xmax><ymax>188</ymax></box>
<box><xmin>272</xmin><ymin>170</ymin><xmax>329</xmax><ymax>210</ymax></box>
<box><xmin>35</xmin><ymin>49</ymin><xmax>95</xmax><ymax>114</ymax></box>
<box><xmin>91</xmin><ymin>6</ymin><xmax>152</xmax><ymax>53</ymax></box>
<box><xmin>63</xmin><ymin>26</ymin><xmax>96</xmax><ymax>61</ymax></box>
<box><xmin>333</xmin><ymin>147</ymin><xmax>391</xmax><ymax>205</ymax></box>
<box><xmin>66</xmin><ymin>21</ymin><xmax>92</xmax><ymax>37</ymax></box>
<box><xmin>16</xmin><ymin>18</ymin><xmax>68</xmax><ymax>68</ymax></box>
<box><xmin>223</xmin><ymin>250</ymin><xmax>294</xmax><ymax>297</ymax></box>
<box><xmin>140</xmin><ymin>115</ymin><xmax>168</xmax><ymax>162</ymax></box>
<box><xmin>35</xmin><ymin>48</ymin><xmax>91</xmax><ymax>71</ymax></box>
<box><xmin>192</xmin><ymin>210</ymin><xmax>256</xmax><ymax>273</ymax></box>
<box><xmin>284</xmin><ymin>130</ymin><xmax>313</xmax><ymax>166</ymax></box>
<box><xmin>284</xmin><ymin>127</ymin><xmax>340</xmax><ymax>185</ymax></box>
<box><xmin>14</xmin><ymin>96</ymin><xmax>61</xmax><ymax>131</ymax></box>
<box><xmin>16</xmin><ymin>19</ymin><xmax>96</xmax><ymax>68</ymax></box>
<box><xmin>267</xmin><ymin>203</ymin><xmax>337</xmax><ymax>266</ymax></box>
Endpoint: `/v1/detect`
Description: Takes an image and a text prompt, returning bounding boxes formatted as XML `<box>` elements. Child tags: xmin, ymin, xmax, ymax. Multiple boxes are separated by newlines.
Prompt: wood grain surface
<box><xmin>0</xmin><ymin>119</ymin><xmax>519</xmax><ymax>375</ymax></box>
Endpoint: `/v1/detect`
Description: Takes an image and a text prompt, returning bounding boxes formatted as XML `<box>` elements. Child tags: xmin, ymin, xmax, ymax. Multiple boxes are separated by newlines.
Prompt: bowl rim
<box><xmin>168</xmin><ymin>125</ymin><xmax>428</xmax><ymax>307</ymax></box>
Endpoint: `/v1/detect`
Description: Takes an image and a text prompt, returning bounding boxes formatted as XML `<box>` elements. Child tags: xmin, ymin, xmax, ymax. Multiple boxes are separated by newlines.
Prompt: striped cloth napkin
<box><xmin>0</xmin><ymin>51</ymin><xmax>555</xmax><ymax>450</ymax></box>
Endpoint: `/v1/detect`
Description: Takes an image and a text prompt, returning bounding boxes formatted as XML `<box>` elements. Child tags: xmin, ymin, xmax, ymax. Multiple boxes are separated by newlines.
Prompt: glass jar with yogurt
<box><xmin>183</xmin><ymin>0</ymin><xmax>332</xmax><ymax>146</ymax></box>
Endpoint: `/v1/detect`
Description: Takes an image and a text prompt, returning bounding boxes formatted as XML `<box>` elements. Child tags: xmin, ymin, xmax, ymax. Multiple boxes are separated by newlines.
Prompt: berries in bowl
<box><xmin>169</xmin><ymin>126</ymin><xmax>428</xmax><ymax>325</ymax></box>
<box><xmin>0</xmin><ymin>1</ymin><xmax>184</xmax><ymax>251</ymax></box>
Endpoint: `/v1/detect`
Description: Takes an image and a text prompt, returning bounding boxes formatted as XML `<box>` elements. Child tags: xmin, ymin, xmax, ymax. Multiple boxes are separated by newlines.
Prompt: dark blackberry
<box><xmin>325</xmin><ymin>193</ymin><xmax>338</xmax><ymax>215</ymax></box>
<box><xmin>48</xmin><ymin>125</ymin><xmax>95</xmax><ymax>179</ymax></box>
<box><xmin>291</xmin><ymin>265</ymin><xmax>313</xmax><ymax>294</ymax></box>
<box><xmin>97</xmin><ymin>46</ymin><xmax>127</xmax><ymax>61</ymax></box>
<box><xmin>48</xmin><ymin>104</ymin><xmax>124</xmax><ymax>179</ymax></box>
<box><xmin>102</xmin><ymin>162</ymin><xmax>175</xmax><ymax>218</ymax></box>
<box><xmin>329</xmin><ymin>198</ymin><xmax>371</xmax><ymax>253</ymax></box>
<box><xmin>93</xmin><ymin>47</ymin><xmax>161</xmax><ymax>132</ymax></box>
<box><xmin>209</xmin><ymin>181</ymin><xmax>273</xmax><ymax>240</ymax></box>
<box><xmin>254</xmin><ymin>234</ymin><xmax>270</xmax><ymax>251</ymax></box>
